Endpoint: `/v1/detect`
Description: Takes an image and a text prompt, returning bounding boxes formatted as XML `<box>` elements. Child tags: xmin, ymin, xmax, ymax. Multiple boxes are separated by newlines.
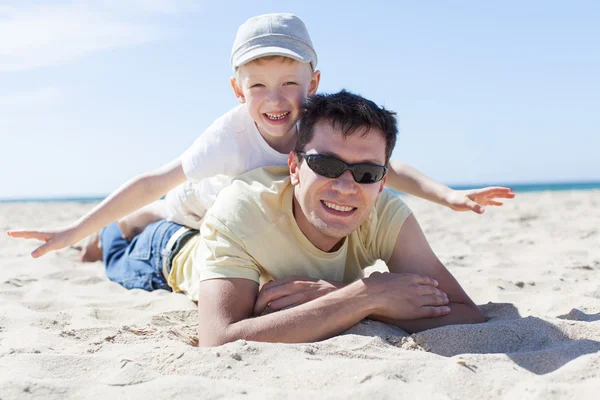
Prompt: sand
<box><xmin>1</xmin><ymin>190</ymin><xmax>599</xmax><ymax>399</ymax></box>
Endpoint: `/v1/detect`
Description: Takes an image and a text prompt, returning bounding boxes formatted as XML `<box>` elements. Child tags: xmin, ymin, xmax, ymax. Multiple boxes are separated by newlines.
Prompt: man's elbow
<box><xmin>197</xmin><ymin>328</ymin><xmax>236</xmax><ymax>348</ymax></box>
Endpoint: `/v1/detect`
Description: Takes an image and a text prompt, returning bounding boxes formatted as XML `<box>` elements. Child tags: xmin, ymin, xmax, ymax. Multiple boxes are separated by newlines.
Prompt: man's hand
<box><xmin>253</xmin><ymin>276</ymin><xmax>344</xmax><ymax>316</ymax></box>
<box><xmin>445</xmin><ymin>186</ymin><xmax>515</xmax><ymax>214</ymax></box>
<box><xmin>7</xmin><ymin>226</ymin><xmax>80</xmax><ymax>258</ymax></box>
<box><xmin>364</xmin><ymin>272</ymin><xmax>451</xmax><ymax>320</ymax></box>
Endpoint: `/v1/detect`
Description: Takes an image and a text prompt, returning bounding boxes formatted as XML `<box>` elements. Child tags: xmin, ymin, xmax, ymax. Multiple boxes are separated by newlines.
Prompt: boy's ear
<box><xmin>230</xmin><ymin>77</ymin><xmax>246</xmax><ymax>103</ymax></box>
<box><xmin>289</xmin><ymin>152</ymin><xmax>301</xmax><ymax>186</ymax></box>
<box><xmin>308</xmin><ymin>70</ymin><xmax>321</xmax><ymax>97</ymax></box>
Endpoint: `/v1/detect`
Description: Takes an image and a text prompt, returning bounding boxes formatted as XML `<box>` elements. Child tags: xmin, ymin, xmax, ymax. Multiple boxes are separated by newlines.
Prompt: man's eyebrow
<box><xmin>318</xmin><ymin>150</ymin><xmax>383</xmax><ymax>165</ymax></box>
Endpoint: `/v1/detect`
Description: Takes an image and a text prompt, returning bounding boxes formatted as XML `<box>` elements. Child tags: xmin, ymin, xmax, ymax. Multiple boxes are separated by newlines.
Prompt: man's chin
<box><xmin>312</xmin><ymin>221</ymin><xmax>356</xmax><ymax>242</ymax></box>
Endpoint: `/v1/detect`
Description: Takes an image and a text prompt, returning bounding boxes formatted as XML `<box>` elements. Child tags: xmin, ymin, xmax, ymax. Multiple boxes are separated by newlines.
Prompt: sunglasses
<box><xmin>298</xmin><ymin>152</ymin><xmax>388</xmax><ymax>184</ymax></box>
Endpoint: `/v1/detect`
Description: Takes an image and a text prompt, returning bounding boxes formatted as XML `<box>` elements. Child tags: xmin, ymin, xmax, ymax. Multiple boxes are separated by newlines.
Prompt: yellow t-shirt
<box><xmin>169</xmin><ymin>167</ymin><xmax>412</xmax><ymax>301</ymax></box>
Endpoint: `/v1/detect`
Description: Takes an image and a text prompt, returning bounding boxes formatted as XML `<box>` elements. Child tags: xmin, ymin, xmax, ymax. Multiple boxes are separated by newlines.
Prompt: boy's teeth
<box><xmin>265</xmin><ymin>112</ymin><xmax>289</xmax><ymax>120</ymax></box>
<box><xmin>324</xmin><ymin>201</ymin><xmax>354</xmax><ymax>212</ymax></box>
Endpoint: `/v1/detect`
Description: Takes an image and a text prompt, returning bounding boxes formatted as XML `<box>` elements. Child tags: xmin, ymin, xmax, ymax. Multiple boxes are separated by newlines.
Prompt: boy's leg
<box><xmin>80</xmin><ymin>231</ymin><xmax>103</xmax><ymax>262</ymax></box>
<box><xmin>100</xmin><ymin>220</ymin><xmax>183</xmax><ymax>291</ymax></box>
<box><xmin>117</xmin><ymin>200</ymin><xmax>166</xmax><ymax>241</ymax></box>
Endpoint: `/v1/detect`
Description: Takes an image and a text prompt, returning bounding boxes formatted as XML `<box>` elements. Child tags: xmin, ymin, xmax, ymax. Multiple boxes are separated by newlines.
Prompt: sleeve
<box><xmin>163</xmin><ymin>182</ymin><xmax>205</xmax><ymax>229</ymax></box>
<box><xmin>367</xmin><ymin>189</ymin><xmax>413</xmax><ymax>263</ymax></box>
<box><xmin>179</xmin><ymin>109</ymin><xmax>244</xmax><ymax>183</ymax></box>
<box><xmin>196</xmin><ymin>215</ymin><xmax>261</xmax><ymax>283</ymax></box>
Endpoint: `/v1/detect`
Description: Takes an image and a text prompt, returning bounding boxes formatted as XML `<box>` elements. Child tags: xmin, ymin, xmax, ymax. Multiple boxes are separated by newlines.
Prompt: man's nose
<box><xmin>330</xmin><ymin>170</ymin><xmax>358</xmax><ymax>195</ymax></box>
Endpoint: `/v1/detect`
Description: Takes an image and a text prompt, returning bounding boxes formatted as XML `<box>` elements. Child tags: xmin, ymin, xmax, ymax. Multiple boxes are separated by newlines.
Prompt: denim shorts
<box><xmin>101</xmin><ymin>220</ymin><xmax>185</xmax><ymax>291</ymax></box>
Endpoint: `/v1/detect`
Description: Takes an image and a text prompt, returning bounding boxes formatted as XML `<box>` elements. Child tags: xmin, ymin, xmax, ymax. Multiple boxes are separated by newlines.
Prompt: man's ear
<box><xmin>289</xmin><ymin>152</ymin><xmax>301</xmax><ymax>186</ymax></box>
<box><xmin>375</xmin><ymin>175</ymin><xmax>387</xmax><ymax>199</ymax></box>
<box><xmin>308</xmin><ymin>70</ymin><xmax>321</xmax><ymax>97</ymax></box>
<box><xmin>230</xmin><ymin>77</ymin><xmax>245</xmax><ymax>103</ymax></box>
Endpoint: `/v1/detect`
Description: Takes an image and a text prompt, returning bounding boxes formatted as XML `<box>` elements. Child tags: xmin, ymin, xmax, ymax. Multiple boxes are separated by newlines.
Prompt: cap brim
<box><xmin>233</xmin><ymin>46</ymin><xmax>313</xmax><ymax>70</ymax></box>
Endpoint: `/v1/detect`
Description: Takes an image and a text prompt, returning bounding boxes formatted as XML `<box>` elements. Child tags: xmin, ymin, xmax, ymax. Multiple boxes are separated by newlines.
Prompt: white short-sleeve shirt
<box><xmin>164</xmin><ymin>104</ymin><xmax>290</xmax><ymax>228</ymax></box>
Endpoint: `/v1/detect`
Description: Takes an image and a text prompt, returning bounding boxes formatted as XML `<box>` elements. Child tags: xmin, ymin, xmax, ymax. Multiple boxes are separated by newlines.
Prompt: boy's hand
<box><xmin>445</xmin><ymin>186</ymin><xmax>516</xmax><ymax>214</ymax></box>
<box><xmin>6</xmin><ymin>226</ymin><xmax>79</xmax><ymax>258</ymax></box>
<box><xmin>253</xmin><ymin>276</ymin><xmax>343</xmax><ymax>316</ymax></box>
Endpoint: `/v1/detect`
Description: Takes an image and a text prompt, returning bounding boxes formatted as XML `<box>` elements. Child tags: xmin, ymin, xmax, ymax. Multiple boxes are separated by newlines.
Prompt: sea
<box><xmin>1</xmin><ymin>181</ymin><xmax>599</xmax><ymax>204</ymax></box>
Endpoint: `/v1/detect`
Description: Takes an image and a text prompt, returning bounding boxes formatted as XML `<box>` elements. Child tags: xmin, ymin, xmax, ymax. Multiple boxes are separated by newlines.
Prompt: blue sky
<box><xmin>1</xmin><ymin>1</ymin><xmax>599</xmax><ymax>199</ymax></box>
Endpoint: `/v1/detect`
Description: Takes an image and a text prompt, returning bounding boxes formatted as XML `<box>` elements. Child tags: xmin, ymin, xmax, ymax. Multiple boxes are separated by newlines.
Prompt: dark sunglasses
<box><xmin>298</xmin><ymin>152</ymin><xmax>388</xmax><ymax>184</ymax></box>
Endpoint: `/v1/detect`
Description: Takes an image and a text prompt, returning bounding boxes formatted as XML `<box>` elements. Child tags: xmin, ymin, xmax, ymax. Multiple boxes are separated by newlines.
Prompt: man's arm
<box><xmin>374</xmin><ymin>214</ymin><xmax>486</xmax><ymax>332</ymax></box>
<box><xmin>196</xmin><ymin>274</ymin><xmax>450</xmax><ymax>347</ymax></box>
<box><xmin>7</xmin><ymin>159</ymin><xmax>186</xmax><ymax>257</ymax></box>
<box><xmin>386</xmin><ymin>161</ymin><xmax>515</xmax><ymax>214</ymax></box>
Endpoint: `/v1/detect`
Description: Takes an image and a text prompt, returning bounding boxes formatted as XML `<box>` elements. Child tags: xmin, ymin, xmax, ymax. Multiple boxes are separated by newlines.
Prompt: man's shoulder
<box><xmin>204</xmin><ymin>167</ymin><xmax>291</xmax><ymax>238</ymax></box>
<box><xmin>355</xmin><ymin>189</ymin><xmax>412</xmax><ymax>242</ymax></box>
<box><xmin>374</xmin><ymin>188</ymin><xmax>411</xmax><ymax>216</ymax></box>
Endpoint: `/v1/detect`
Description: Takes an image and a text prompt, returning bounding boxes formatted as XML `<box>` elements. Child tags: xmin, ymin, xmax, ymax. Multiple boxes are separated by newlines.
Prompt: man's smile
<box><xmin>321</xmin><ymin>200</ymin><xmax>357</xmax><ymax>215</ymax></box>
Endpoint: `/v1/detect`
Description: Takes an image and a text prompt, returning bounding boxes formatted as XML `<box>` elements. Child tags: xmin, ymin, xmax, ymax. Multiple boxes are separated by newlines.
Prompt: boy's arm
<box><xmin>386</xmin><ymin>161</ymin><xmax>515</xmax><ymax>214</ymax></box>
<box><xmin>7</xmin><ymin>159</ymin><xmax>186</xmax><ymax>258</ymax></box>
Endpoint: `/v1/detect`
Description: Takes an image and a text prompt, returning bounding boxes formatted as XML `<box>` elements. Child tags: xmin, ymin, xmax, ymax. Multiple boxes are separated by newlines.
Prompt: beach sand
<box><xmin>1</xmin><ymin>190</ymin><xmax>599</xmax><ymax>399</ymax></box>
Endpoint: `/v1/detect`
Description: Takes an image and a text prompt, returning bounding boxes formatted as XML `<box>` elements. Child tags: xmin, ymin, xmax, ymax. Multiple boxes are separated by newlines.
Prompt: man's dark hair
<box><xmin>295</xmin><ymin>90</ymin><xmax>397</xmax><ymax>165</ymax></box>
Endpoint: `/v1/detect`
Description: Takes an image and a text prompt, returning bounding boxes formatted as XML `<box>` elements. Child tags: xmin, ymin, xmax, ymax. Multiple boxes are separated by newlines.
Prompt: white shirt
<box><xmin>164</xmin><ymin>104</ymin><xmax>290</xmax><ymax>228</ymax></box>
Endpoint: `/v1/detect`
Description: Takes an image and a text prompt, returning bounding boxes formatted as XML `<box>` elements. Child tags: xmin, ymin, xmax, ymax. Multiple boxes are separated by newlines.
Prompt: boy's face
<box><xmin>231</xmin><ymin>57</ymin><xmax>320</xmax><ymax>147</ymax></box>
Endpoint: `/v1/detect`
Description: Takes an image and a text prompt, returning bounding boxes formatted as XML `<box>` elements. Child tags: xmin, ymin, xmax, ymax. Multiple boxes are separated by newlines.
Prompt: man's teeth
<box><xmin>265</xmin><ymin>112</ymin><xmax>289</xmax><ymax>120</ymax></box>
<box><xmin>324</xmin><ymin>201</ymin><xmax>354</xmax><ymax>212</ymax></box>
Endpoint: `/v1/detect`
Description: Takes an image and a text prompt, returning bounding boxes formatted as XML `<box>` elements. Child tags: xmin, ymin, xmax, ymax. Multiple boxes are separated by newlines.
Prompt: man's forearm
<box><xmin>387</xmin><ymin>161</ymin><xmax>452</xmax><ymax>206</ymax></box>
<box><xmin>209</xmin><ymin>281</ymin><xmax>374</xmax><ymax>345</ymax></box>
<box><xmin>371</xmin><ymin>302</ymin><xmax>485</xmax><ymax>334</ymax></box>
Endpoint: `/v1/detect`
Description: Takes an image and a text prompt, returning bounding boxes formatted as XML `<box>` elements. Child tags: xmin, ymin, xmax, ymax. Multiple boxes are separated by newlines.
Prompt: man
<box><xmin>189</xmin><ymin>90</ymin><xmax>485</xmax><ymax>346</ymax></box>
<box><xmin>58</xmin><ymin>90</ymin><xmax>483</xmax><ymax>346</ymax></box>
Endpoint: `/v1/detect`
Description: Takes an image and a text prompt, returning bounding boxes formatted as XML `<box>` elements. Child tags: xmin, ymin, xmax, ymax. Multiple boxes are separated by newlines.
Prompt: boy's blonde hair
<box><xmin>234</xmin><ymin>55</ymin><xmax>313</xmax><ymax>79</ymax></box>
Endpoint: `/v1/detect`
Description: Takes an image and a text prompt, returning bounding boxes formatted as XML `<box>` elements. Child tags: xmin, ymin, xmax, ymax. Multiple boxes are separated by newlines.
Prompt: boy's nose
<box><xmin>267</xmin><ymin>90</ymin><xmax>283</xmax><ymax>105</ymax></box>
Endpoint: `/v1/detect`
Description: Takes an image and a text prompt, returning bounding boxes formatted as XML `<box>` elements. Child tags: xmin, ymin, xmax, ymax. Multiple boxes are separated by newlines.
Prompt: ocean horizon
<box><xmin>1</xmin><ymin>180</ymin><xmax>599</xmax><ymax>204</ymax></box>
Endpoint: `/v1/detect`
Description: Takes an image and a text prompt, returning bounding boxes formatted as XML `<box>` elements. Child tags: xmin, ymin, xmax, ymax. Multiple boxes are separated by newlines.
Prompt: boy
<box><xmin>8</xmin><ymin>13</ymin><xmax>514</xmax><ymax>260</ymax></box>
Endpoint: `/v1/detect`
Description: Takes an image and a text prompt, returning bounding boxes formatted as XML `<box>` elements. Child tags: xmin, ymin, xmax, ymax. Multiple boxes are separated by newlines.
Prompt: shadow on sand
<box><xmin>405</xmin><ymin>303</ymin><xmax>600</xmax><ymax>375</ymax></box>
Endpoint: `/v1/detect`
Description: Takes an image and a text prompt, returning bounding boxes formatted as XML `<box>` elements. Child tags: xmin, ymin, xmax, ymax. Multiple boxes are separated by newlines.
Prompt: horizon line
<box><xmin>1</xmin><ymin>179</ymin><xmax>599</xmax><ymax>203</ymax></box>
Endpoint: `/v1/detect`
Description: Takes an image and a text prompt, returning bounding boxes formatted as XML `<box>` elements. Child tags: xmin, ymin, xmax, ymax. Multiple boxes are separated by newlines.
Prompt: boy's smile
<box><xmin>231</xmin><ymin>56</ymin><xmax>320</xmax><ymax>153</ymax></box>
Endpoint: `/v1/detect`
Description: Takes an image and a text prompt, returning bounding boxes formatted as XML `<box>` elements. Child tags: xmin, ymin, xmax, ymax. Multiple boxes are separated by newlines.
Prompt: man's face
<box><xmin>290</xmin><ymin>120</ymin><xmax>388</xmax><ymax>252</ymax></box>
<box><xmin>231</xmin><ymin>57</ymin><xmax>320</xmax><ymax>150</ymax></box>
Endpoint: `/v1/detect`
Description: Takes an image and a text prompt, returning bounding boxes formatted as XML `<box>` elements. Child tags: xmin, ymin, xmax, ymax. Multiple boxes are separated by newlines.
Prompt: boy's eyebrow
<box><xmin>318</xmin><ymin>150</ymin><xmax>383</xmax><ymax>165</ymax></box>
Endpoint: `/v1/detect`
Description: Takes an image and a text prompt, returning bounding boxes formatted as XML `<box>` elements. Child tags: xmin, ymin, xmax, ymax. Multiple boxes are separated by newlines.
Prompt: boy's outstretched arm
<box><xmin>7</xmin><ymin>159</ymin><xmax>186</xmax><ymax>258</ymax></box>
<box><xmin>386</xmin><ymin>161</ymin><xmax>515</xmax><ymax>214</ymax></box>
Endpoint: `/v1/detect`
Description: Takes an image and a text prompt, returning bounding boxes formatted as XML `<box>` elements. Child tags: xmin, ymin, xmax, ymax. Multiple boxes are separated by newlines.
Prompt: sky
<box><xmin>1</xmin><ymin>0</ymin><xmax>599</xmax><ymax>199</ymax></box>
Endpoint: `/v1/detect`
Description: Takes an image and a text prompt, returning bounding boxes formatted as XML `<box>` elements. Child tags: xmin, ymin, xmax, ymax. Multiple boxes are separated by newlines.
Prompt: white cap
<box><xmin>231</xmin><ymin>13</ymin><xmax>317</xmax><ymax>71</ymax></box>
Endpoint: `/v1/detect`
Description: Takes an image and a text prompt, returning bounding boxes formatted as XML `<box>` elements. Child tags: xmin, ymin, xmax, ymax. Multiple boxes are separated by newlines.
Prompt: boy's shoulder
<box><xmin>207</xmin><ymin>104</ymin><xmax>254</xmax><ymax>136</ymax></box>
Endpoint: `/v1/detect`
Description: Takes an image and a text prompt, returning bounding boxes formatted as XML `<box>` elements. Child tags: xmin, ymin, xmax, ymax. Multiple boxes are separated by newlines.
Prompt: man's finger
<box><xmin>262</xmin><ymin>275</ymin><xmax>314</xmax><ymax>291</ymax></box>
<box><xmin>419</xmin><ymin>285</ymin><xmax>447</xmax><ymax>298</ymax></box>
<box><xmin>412</xmin><ymin>275</ymin><xmax>439</xmax><ymax>287</ymax></box>
<box><xmin>269</xmin><ymin>293</ymin><xmax>308</xmax><ymax>311</ymax></box>
<box><xmin>420</xmin><ymin>294</ymin><xmax>449</xmax><ymax>307</ymax></box>
<box><xmin>420</xmin><ymin>305</ymin><xmax>451</xmax><ymax>318</ymax></box>
<box><xmin>486</xmin><ymin>200</ymin><xmax>504</xmax><ymax>206</ymax></box>
<box><xmin>253</xmin><ymin>283</ymin><xmax>304</xmax><ymax>316</ymax></box>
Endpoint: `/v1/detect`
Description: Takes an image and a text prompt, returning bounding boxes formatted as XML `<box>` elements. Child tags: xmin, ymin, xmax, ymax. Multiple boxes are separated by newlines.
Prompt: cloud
<box><xmin>0</xmin><ymin>2</ymin><xmax>190</xmax><ymax>72</ymax></box>
<box><xmin>0</xmin><ymin>87</ymin><xmax>62</xmax><ymax>106</ymax></box>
